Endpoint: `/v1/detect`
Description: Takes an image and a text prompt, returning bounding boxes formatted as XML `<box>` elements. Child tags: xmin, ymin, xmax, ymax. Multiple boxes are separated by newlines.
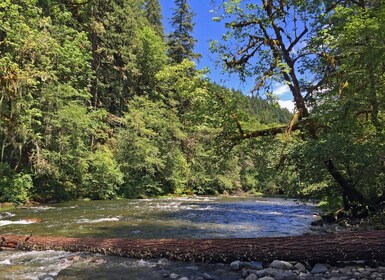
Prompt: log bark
<box><xmin>1</xmin><ymin>231</ymin><xmax>385</xmax><ymax>263</ymax></box>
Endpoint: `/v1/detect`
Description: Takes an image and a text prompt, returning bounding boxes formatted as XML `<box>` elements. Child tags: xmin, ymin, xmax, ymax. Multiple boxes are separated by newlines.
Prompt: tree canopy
<box><xmin>212</xmin><ymin>0</ymin><xmax>385</xmax><ymax>213</ymax></box>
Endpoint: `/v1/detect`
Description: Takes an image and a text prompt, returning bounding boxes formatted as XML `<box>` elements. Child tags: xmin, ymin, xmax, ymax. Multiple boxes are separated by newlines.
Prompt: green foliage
<box><xmin>0</xmin><ymin>164</ymin><xmax>32</xmax><ymax>204</ymax></box>
<box><xmin>167</xmin><ymin>0</ymin><xmax>201</xmax><ymax>63</ymax></box>
<box><xmin>82</xmin><ymin>146</ymin><xmax>123</xmax><ymax>200</ymax></box>
<box><xmin>209</xmin><ymin>0</ymin><xmax>385</xmax><ymax>213</ymax></box>
<box><xmin>144</xmin><ymin>0</ymin><xmax>164</xmax><ymax>37</ymax></box>
<box><xmin>117</xmin><ymin>96</ymin><xmax>187</xmax><ymax>198</ymax></box>
<box><xmin>0</xmin><ymin>0</ymin><xmax>333</xmax><ymax>205</ymax></box>
<box><xmin>137</xmin><ymin>26</ymin><xmax>167</xmax><ymax>96</ymax></box>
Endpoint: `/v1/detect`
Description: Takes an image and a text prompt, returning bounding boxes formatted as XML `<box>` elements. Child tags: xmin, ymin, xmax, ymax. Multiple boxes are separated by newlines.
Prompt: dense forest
<box><xmin>0</xmin><ymin>0</ymin><xmax>291</xmax><ymax>203</ymax></box>
<box><xmin>0</xmin><ymin>0</ymin><xmax>384</xmax><ymax>216</ymax></box>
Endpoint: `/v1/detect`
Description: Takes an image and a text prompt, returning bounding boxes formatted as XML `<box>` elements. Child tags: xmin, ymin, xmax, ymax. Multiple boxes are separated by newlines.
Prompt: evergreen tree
<box><xmin>167</xmin><ymin>0</ymin><xmax>201</xmax><ymax>63</ymax></box>
<box><xmin>144</xmin><ymin>0</ymin><xmax>164</xmax><ymax>37</ymax></box>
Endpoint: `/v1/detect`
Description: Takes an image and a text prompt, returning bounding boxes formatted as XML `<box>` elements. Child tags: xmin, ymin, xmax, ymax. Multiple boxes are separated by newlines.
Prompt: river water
<box><xmin>0</xmin><ymin>197</ymin><xmax>317</xmax><ymax>279</ymax></box>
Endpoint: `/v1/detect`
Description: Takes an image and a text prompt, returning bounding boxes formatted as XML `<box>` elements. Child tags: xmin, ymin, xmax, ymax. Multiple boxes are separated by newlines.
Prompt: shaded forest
<box><xmin>0</xmin><ymin>0</ymin><xmax>384</xmax><ymax>217</ymax></box>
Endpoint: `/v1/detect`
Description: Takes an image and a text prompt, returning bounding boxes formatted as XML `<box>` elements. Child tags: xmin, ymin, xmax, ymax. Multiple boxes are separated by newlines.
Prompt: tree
<box><xmin>5</xmin><ymin>231</ymin><xmax>385</xmax><ymax>263</ymax></box>
<box><xmin>303</xmin><ymin>0</ymin><xmax>385</xmax><ymax>210</ymax></box>
<box><xmin>167</xmin><ymin>0</ymin><xmax>201</xmax><ymax>63</ymax></box>
<box><xmin>144</xmin><ymin>0</ymin><xmax>164</xmax><ymax>37</ymax></box>
<box><xmin>211</xmin><ymin>0</ymin><xmax>385</xmax><ymax>212</ymax></box>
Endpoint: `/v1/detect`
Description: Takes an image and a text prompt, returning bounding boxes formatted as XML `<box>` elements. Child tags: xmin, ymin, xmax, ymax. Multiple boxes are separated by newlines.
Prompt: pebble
<box><xmin>169</xmin><ymin>273</ymin><xmax>179</xmax><ymax>279</ymax></box>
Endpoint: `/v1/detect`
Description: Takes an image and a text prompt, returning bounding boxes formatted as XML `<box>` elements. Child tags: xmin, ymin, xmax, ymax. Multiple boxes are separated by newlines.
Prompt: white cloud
<box><xmin>274</xmin><ymin>84</ymin><xmax>290</xmax><ymax>96</ymax></box>
<box><xmin>278</xmin><ymin>100</ymin><xmax>295</xmax><ymax>112</ymax></box>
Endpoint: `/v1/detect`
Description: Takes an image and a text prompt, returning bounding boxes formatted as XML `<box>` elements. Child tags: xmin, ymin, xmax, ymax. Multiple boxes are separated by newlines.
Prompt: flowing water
<box><xmin>0</xmin><ymin>197</ymin><xmax>317</xmax><ymax>279</ymax></box>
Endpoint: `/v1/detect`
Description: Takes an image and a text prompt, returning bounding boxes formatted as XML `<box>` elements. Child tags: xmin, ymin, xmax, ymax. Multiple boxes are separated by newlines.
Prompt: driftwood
<box><xmin>1</xmin><ymin>231</ymin><xmax>385</xmax><ymax>263</ymax></box>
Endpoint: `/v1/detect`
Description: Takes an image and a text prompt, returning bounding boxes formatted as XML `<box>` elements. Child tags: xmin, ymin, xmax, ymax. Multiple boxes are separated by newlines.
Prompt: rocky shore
<box><xmin>161</xmin><ymin>259</ymin><xmax>385</xmax><ymax>280</ymax></box>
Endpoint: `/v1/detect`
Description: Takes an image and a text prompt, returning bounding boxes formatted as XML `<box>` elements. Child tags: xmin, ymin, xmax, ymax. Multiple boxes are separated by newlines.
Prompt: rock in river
<box><xmin>270</xmin><ymin>260</ymin><xmax>293</xmax><ymax>270</ymax></box>
<box><xmin>311</xmin><ymin>263</ymin><xmax>329</xmax><ymax>274</ymax></box>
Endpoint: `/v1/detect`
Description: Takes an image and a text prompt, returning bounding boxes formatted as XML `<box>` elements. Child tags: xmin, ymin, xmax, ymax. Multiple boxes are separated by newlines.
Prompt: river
<box><xmin>0</xmin><ymin>197</ymin><xmax>317</xmax><ymax>279</ymax></box>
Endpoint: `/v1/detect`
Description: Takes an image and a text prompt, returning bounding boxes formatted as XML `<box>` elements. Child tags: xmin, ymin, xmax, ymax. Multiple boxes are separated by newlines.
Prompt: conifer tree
<box><xmin>144</xmin><ymin>0</ymin><xmax>164</xmax><ymax>37</ymax></box>
<box><xmin>167</xmin><ymin>0</ymin><xmax>201</xmax><ymax>63</ymax></box>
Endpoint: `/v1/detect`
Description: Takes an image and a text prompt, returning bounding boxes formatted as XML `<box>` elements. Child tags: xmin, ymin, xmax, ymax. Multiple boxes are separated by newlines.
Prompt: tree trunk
<box><xmin>2</xmin><ymin>231</ymin><xmax>385</xmax><ymax>263</ymax></box>
<box><xmin>324</xmin><ymin>160</ymin><xmax>367</xmax><ymax>205</ymax></box>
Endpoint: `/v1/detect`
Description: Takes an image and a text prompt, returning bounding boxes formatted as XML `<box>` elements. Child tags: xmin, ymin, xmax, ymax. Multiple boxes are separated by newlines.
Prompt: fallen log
<box><xmin>1</xmin><ymin>231</ymin><xmax>385</xmax><ymax>263</ymax></box>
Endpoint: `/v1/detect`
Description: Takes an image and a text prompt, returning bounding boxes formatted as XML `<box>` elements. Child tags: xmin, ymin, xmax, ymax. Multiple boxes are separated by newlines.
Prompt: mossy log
<box><xmin>1</xmin><ymin>231</ymin><xmax>385</xmax><ymax>263</ymax></box>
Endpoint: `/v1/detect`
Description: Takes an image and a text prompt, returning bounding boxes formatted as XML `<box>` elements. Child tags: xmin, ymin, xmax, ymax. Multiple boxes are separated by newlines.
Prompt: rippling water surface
<box><xmin>0</xmin><ymin>197</ymin><xmax>317</xmax><ymax>279</ymax></box>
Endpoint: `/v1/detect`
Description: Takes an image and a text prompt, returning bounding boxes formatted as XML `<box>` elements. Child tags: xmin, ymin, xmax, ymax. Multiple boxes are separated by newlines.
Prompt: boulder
<box><xmin>244</xmin><ymin>261</ymin><xmax>263</xmax><ymax>270</ymax></box>
<box><xmin>311</xmin><ymin>219</ymin><xmax>323</xmax><ymax>226</ymax></box>
<box><xmin>230</xmin><ymin>260</ymin><xmax>243</xmax><ymax>271</ymax></box>
<box><xmin>38</xmin><ymin>275</ymin><xmax>54</xmax><ymax>280</ymax></box>
<box><xmin>245</xmin><ymin>274</ymin><xmax>258</xmax><ymax>280</ymax></box>
<box><xmin>294</xmin><ymin>262</ymin><xmax>307</xmax><ymax>273</ymax></box>
<box><xmin>270</xmin><ymin>260</ymin><xmax>293</xmax><ymax>270</ymax></box>
<box><xmin>274</xmin><ymin>271</ymin><xmax>297</xmax><ymax>280</ymax></box>
<box><xmin>311</xmin><ymin>263</ymin><xmax>328</xmax><ymax>274</ymax></box>
<box><xmin>255</xmin><ymin>270</ymin><xmax>269</xmax><ymax>278</ymax></box>
<box><xmin>240</xmin><ymin>269</ymin><xmax>253</xmax><ymax>278</ymax></box>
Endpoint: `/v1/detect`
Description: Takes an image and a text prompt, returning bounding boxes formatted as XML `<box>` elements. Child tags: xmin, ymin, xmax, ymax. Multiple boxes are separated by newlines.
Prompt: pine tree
<box><xmin>144</xmin><ymin>0</ymin><xmax>164</xmax><ymax>37</ymax></box>
<box><xmin>167</xmin><ymin>0</ymin><xmax>201</xmax><ymax>63</ymax></box>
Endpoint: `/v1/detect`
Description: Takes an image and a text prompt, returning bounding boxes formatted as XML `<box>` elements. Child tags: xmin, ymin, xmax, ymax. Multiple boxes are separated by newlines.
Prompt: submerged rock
<box><xmin>203</xmin><ymin>272</ymin><xmax>215</xmax><ymax>280</ymax></box>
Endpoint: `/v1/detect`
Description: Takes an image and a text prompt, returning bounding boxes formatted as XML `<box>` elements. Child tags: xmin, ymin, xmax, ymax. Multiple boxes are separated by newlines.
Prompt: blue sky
<box><xmin>159</xmin><ymin>0</ymin><xmax>295</xmax><ymax>111</ymax></box>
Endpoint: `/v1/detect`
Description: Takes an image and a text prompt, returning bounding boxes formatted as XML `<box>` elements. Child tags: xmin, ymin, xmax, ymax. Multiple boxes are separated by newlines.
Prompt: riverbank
<box><xmin>1</xmin><ymin>249</ymin><xmax>385</xmax><ymax>280</ymax></box>
<box><xmin>226</xmin><ymin>259</ymin><xmax>385</xmax><ymax>280</ymax></box>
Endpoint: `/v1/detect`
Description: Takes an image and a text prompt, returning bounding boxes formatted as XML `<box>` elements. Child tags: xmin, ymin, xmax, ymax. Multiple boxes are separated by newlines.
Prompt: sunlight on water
<box><xmin>0</xmin><ymin>197</ymin><xmax>316</xmax><ymax>239</ymax></box>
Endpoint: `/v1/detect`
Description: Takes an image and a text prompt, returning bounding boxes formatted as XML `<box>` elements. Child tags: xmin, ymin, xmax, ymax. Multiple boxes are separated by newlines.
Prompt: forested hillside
<box><xmin>0</xmin><ymin>0</ymin><xmax>291</xmax><ymax>203</ymax></box>
<box><xmin>1</xmin><ymin>0</ymin><xmax>384</xmax><ymax>217</ymax></box>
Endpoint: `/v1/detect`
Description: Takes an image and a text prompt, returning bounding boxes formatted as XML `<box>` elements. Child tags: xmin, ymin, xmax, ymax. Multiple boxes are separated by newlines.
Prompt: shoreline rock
<box><xmin>161</xmin><ymin>259</ymin><xmax>385</xmax><ymax>280</ymax></box>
